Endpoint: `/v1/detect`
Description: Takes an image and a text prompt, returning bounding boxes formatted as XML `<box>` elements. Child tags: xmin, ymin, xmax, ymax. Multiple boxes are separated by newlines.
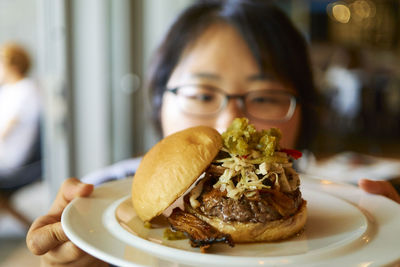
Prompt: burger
<box><xmin>131</xmin><ymin>118</ymin><xmax>307</xmax><ymax>251</ymax></box>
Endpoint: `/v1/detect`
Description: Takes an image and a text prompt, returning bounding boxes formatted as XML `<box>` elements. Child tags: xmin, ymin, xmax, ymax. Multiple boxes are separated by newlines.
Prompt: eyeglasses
<box><xmin>166</xmin><ymin>85</ymin><xmax>298</xmax><ymax>122</ymax></box>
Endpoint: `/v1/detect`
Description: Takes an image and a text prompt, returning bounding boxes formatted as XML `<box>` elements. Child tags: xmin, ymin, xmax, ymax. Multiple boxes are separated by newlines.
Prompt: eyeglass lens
<box><xmin>173</xmin><ymin>85</ymin><xmax>295</xmax><ymax>121</ymax></box>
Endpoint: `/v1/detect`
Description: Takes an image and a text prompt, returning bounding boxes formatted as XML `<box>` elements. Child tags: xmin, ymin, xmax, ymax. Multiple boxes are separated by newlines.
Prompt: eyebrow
<box><xmin>190</xmin><ymin>72</ymin><xmax>276</xmax><ymax>81</ymax></box>
<box><xmin>247</xmin><ymin>73</ymin><xmax>276</xmax><ymax>81</ymax></box>
<box><xmin>190</xmin><ymin>72</ymin><xmax>221</xmax><ymax>80</ymax></box>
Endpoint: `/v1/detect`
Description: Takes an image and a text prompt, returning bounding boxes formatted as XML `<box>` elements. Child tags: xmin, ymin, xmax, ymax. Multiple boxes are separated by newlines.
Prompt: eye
<box><xmin>251</xmin><ymin>96</ymin><xmax>271</xmax><ymax>103</ymax></box>
<box><xmin>195</xmin><ymin>93</ymin><xmax>215</xmax><ymax>102</ymax></box>
<box><xmin>251</xmin><ymin>96</ymin><xmax>281</xmax><ymax>104</ymax></box>
<box><xmin>177</xmin><ymin>85</ymin><xmax>222</xmax><ymax>107</ymax></box>
<box><xmin>183</xmin><ymin>88</ymin><xmax>217</xmax><ymax>103</ymax></box>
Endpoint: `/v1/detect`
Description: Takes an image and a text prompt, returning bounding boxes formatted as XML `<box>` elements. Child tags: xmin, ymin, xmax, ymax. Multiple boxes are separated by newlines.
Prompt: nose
<box><xmin>215</xmin><ymin>98</ymin><xmax>245</xmax><ymax>133</ymax></box>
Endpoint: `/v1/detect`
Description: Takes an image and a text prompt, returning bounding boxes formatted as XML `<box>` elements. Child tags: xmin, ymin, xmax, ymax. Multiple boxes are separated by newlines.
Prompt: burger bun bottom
<box><xmin>184</xmin><ymin>200</ymin><xmax>307</xmax><ymax>243</ymax></box>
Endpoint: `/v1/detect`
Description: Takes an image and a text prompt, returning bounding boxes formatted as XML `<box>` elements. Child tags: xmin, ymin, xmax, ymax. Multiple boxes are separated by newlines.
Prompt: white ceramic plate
<box><xmin>62</xmin><ymin>176</ymin><xmax>400</xmax><ymax>267</ymax></box>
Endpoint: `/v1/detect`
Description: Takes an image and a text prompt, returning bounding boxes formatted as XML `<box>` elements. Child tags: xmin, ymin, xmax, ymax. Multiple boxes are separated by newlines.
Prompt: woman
<box><xmin>26</xmin><ymin>1</ymin><xmax>400</xmax><ymax>266</ymax></box>
<box><xmin>0</xmin><ymin>43</ymin><xmax>41</xmax><ymax>174</ymax></box>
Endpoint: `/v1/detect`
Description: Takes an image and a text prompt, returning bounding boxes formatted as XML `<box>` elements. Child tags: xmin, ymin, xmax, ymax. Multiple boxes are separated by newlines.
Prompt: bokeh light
<box><xmin>331</xmin><ymin>2</ymin><xmax>351</xmax><ymax>24</ymax></box>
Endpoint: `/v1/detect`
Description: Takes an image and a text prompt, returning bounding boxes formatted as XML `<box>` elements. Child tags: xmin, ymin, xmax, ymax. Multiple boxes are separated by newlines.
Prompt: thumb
<box><xmin>49</xmin><ymin>177</ymin><xmax>94</xmax><ymax>216</ymax></box>
<box><xmin>359</xmin><ymin>179</ymin><xmax>400</xmax><ymax>204</ymax></box>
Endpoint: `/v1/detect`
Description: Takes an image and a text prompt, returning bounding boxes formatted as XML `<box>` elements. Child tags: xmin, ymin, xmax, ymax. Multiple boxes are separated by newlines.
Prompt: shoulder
<box><xmin>81</xmin><ymin>157</ymin><xmax>142</xmax><ymax>186</ymax></box>
<box><xmin>3</xmin><ymin>79</ymin><xmax>39</xmax><ymax>100</ymax></box>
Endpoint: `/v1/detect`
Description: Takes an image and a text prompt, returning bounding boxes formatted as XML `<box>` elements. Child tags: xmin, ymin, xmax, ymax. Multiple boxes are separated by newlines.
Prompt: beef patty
<box><xmin>197</xmin><ymin>178</ymin><xmax>303</xmax><ymax>223</ymax></box>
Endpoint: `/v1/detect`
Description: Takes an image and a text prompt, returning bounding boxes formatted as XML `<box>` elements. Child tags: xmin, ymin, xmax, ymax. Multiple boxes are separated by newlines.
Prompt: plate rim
<box><xmin>104</xmin><ymin>189</ymin><xmax>370</xmax><ymax>265</ymax></box>
<box><xmin>62</xmin><ymin>175</ymin><xmax>400</xmax><ymax>267</ymax></box>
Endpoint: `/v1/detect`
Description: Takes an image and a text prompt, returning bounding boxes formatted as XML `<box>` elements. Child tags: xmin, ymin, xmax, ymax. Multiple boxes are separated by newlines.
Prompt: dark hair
<box><xmin>147</xmin><ymin>0</ymin><xmax>318</xmax><ymax>150</ymax></box>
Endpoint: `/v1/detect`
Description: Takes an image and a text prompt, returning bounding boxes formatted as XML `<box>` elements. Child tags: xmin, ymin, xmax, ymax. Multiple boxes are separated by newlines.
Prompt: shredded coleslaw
<box><xmin>211</xmin><ymin>118</ymin><xmax>300</xmax><ymax>200</ymax></box>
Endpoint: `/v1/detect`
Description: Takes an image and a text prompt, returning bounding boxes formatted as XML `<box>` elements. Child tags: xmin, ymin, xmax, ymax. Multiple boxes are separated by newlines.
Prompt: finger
<box><xmin>49</xmin><ymin>177</ymin><xmax>94</xmax><ymax>216</ymax></box>
<box><xmin>27</xmin><ymin>178</ymin><xmax>94</xmax><ymax>256</ymax></box>
<box><xmin>27</xmin><ymin>220</ymin><xmax>68</xmax><ymax>255</ymax></box>
<box><xmin>42</xmin><ymin>247</ymin><xmax>109</xmax><ymax>267</ymax></box>
<box><xmin>44</xmin><ymin>241</ymin><xmax>87</xmax><ymax>263</ymax></box>
<box><xmin>359</xmin><ymin>179</ymin><xmax>400</xmax><ymax>204</ymax></box>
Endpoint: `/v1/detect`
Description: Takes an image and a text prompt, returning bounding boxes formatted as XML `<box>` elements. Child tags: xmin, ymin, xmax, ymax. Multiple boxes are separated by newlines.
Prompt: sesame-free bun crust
<box><xmin>185</xmin><ymin>200</ymin><xmax>307</xmax><ymax>243</ymax></box>
<box><xmin>131</xmin><ymin>126</ymin><xmax>222</xmax><ymax>222</ymax></box>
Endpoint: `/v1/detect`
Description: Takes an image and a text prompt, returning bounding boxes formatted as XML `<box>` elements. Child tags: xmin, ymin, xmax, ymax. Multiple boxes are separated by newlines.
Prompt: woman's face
<box><xmin>161</xmin><ymin>23</ymin><xmax>301</xmax><ymax>148</ymax></box>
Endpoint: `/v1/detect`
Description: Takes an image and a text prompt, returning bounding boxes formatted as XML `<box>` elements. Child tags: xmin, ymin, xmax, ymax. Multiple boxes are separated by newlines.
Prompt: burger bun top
<box><xmin>131</xmin><ymin>126</ymin><xmax>222</xmax><ymax>222</ymax></box>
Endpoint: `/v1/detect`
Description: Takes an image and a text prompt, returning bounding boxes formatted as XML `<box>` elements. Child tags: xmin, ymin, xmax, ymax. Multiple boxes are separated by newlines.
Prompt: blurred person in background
<box><xmin>25</xmin><ymin>1</ymin><xmax>400</xmax><ymax>266</ymax></box>
<box><xmin>324</xmin><ymin>47</ymin><xmax>364</xmax><ymax>133</ymax></box>
<box><xmin>0</xmin><ymin>42</ymin><xmax>41</xmax><ymax>175</ymax></box>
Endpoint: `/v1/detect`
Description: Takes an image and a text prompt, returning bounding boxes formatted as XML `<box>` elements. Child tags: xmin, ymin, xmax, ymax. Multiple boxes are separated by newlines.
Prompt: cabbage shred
<box><xmin>213</xmin><ymin>118</ymin><xmax>299</xmax><ymax>200</ymax></box>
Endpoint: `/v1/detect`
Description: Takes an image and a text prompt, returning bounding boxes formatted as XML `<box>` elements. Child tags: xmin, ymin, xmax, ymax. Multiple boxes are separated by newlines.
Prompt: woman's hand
<box><xmin>26</xmin><ymin>178</ymin><xmax>108</xmax><ymax>267</ymax></box>
<box><xmin>359</xmin><ymin>179</ymin><xmax>400</xmax><ymax>204</ymax></box>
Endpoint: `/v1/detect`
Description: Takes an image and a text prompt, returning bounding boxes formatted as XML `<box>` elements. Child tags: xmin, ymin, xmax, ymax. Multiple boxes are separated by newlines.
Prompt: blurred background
<box><xmin>0</xmin><ymin>0</ymin><xmax>399</xmax><ymax>265</ymax></box>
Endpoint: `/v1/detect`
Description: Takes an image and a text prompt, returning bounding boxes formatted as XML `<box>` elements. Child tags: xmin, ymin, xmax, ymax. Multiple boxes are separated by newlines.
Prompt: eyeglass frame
<box><xmin>165</xmin><ymin>84</ymin><xmax>299</xmax><ymax>123</ymax></box>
